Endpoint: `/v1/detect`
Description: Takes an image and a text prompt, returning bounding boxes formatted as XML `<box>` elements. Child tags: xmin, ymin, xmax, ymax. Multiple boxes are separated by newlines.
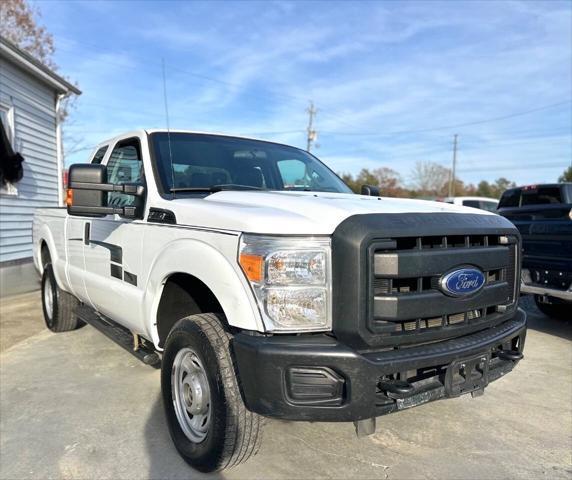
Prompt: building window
<box><xmin>0</xmin><ymin>104</ymin><xmax>18</xmax><ymax>196</ymax></box>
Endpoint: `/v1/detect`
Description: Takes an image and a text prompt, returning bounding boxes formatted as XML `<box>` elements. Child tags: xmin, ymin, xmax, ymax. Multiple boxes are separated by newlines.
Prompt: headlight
<box><xmin>238</xmin><ymin>235</ymin><xmax>331</xmax><ymax>332</ymax></box>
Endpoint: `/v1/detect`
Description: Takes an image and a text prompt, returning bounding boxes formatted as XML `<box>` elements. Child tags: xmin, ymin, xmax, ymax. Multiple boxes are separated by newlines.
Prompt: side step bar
<box><xmin>76</xmin><ymin>305</ymin><xmax>161</xmax><ymax>368</ymax></box>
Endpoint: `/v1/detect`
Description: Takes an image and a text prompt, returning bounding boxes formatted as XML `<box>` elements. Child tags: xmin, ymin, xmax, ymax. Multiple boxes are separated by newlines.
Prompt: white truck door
<box><xmin>82</xmin><ymin>137</ymin><xmax>145</xmax><ymax>333</ymax></box>
<box><xmin>65</xmin><ymin>145</ymin><xmax>110</xmax><ymax>304</ymax></box>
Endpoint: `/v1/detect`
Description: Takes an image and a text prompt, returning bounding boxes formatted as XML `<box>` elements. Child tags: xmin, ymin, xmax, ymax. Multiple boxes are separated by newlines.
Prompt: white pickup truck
<box><xmin>33</xmin><ymin>130</ymin><xmax>527</xmax><ymax>472</ymax></box>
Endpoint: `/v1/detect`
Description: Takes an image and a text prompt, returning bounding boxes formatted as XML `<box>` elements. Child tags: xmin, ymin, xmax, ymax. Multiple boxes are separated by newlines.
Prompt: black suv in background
<box><xmin>498</xmin><ymin>183</ymin><xmax>572</xmax><ymax>319</ymax></box>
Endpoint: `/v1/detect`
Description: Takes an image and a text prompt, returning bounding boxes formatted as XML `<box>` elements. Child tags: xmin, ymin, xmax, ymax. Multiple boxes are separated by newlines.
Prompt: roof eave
<box><xmin>0</xmin><ymin>36</ymin><xmax>81</xmax><ymax>96</ymax></box>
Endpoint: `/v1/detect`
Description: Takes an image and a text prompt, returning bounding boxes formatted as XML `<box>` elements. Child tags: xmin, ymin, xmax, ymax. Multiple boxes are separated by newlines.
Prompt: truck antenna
<box><xmin>161</xmin><ymin>58</ymin><xmax>176</xmax><ymax>197</ymax></box>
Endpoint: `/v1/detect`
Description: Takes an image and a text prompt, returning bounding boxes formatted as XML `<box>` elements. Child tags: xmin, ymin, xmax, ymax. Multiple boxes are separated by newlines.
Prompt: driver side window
<box><xmin>106</xmin><ymin>138</ymin><xmax>144</xmax><ymax>207</ymax></box>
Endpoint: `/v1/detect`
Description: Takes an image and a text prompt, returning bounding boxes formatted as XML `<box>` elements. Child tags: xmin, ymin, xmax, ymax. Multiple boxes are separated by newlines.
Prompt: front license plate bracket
<box><xmin>445</xmin><ymin>352</ymin><xmax>490</xmax><ymax>397</ymax></box>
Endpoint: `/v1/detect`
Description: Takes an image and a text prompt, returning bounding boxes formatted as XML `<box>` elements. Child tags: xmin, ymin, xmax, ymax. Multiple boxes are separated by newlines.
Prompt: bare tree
<box><xmin>371</xmin><ymin>167</ymin><xmax>407</xmax><ymax>197</ymax></box>
<box><xmin>0</xmin><ymin>0</ymin><xmax>55</xmax><ymax>67</ymax></box>
<box><xmin>1</xmin><ymin>0</ymin><xmax>76</xmax><ymax>122</ymax></box>
<box><xmin>409</xmin><ymin>161</ymin><xmax>451</xmax><ymax>196</ymax></box>
<box><xmin>1</xmin><ymin>0</ymin><xmax>81</xmax><ymax>168</ymax></box>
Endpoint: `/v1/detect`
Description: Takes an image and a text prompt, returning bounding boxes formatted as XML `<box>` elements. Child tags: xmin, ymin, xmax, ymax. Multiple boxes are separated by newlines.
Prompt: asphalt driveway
<box><xmin>0</xmin><ymin>293</ymin><xmax>570</xmax><ymax>479</ymax></box>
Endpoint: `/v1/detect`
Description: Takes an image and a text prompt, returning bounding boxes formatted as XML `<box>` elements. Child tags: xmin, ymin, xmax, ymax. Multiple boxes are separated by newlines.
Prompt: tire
<box><xmin>161</xmin><ymin>313</ymin><xmax>264</xmax><ymax>472</ymax></box>
<box><xmin>534</xmin><ymin>295</ymin><xmax>570</xmax><ymax>320</ymax></box>
<box><xmin>41</xmin><ymin>264</ymin><xmax>80</xmax><ymax>332</ymax></box>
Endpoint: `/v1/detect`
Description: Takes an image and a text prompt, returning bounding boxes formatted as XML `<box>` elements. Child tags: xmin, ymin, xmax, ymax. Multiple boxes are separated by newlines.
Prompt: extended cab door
<box><xmin>82</xmin><ymin>137</ymin><xmax>146</xmax><ymax>332</ymax></box>
<box><xmin>65</xmin><ymin>145</ymin><xmax>109</xmax><ymax>303</ymax></box>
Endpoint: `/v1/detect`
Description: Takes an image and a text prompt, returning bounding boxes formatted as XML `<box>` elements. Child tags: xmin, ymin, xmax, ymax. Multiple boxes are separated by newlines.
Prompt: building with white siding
<box><xmin>0</xmin><ymin>36</ymin><xmax>81</xmax><ymax>296</ymax></box>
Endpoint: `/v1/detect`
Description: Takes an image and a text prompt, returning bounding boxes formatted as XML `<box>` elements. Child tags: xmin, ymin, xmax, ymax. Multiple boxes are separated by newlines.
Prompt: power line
<box><xmin>54</xmin><ymin>37</ymin><xmax>572</xmax><ymax>139</ymax></box>
<box><xmin>457</xmin><ymin>161</ymin><xmax>567</xmax><ymax>173</ymax></box>
<box><xmin>317</xmin><ymin>100</ymin><xmax>572</xmax><ymax>137</ymax></box>
<box><xmin>55</xmin><ymin>38</ymin><xmax>310</xmax><ymax>109</ymax></box>
<box><xmin>318</xmin><ymin>134</ymin><xmax>571</xmax><ymax>161</ymax></box>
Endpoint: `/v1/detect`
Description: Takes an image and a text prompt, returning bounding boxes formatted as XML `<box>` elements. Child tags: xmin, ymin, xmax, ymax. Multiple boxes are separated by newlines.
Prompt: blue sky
<box><xmin>36</xmin><ymin>0</ymin><xmax>571</xmax><ymax>186</ymax></box>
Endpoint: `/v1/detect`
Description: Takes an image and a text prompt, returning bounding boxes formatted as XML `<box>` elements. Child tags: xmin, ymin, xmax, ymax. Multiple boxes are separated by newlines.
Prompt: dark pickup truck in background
<box><xmin>498</xmin><ymin>183</ymin><xmax>572</xmax><ymax>319</ymax></box>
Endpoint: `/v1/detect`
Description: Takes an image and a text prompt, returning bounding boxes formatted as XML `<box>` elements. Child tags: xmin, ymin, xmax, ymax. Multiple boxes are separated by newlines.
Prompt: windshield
<box><xmin>149</xmin><ymin>132</ymin><xmax>352</xmax><ymax>195</ymax></box>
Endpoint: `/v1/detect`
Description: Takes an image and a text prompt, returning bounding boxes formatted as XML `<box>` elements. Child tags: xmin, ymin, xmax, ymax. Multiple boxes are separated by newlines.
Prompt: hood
<box><xmin>167</xmin><ymin>191</ymin><xmax>494</xmax><ymax>235</ymax></box>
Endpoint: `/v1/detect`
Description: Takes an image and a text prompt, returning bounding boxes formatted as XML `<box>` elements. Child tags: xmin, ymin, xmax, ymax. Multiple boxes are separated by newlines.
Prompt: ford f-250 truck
<box><xmin>33</xmin><ymin>130</ymin><xmax>527</xmax><ymax>472</ymax></box>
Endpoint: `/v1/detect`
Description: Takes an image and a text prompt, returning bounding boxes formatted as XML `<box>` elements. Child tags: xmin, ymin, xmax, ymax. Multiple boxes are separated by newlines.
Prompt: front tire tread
<box><xmin>163</xmin><ymin>313</ymin><xmax>264</xmax><ymax>472</ymax></box>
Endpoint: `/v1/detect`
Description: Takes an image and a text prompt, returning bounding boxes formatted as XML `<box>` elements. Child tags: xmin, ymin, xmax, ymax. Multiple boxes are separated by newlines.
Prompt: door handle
<box><xmin>84</xmin><ymin>222</ymin><xmax>90</xmax><ymax>246</ymax></box>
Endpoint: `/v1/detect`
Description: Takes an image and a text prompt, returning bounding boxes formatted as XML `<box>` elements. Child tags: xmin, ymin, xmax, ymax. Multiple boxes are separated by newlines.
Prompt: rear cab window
<box><xmin>499</xmin><ymin>189</ymin><xmax>521</xmax><ymax>208</ymax></box>
<box><xmin>462</xmin><ymin>199</ymin><xmax>498</xmax><ymax>211</ymax></box>
<box><xmin>499</xmin><ymin>184</ymin><xmax>572</xmax><ymax>209</ymax></box>
<box><xmin>521</xmin><ymin>186</ymin><xmax>563</xmax><ymax>206</ymax></box>
<box><xmin>91</xmin><ymin>146</ymin><xmax>109</xmax><ymax>164</ymax></box>
<box><xmin>479</xmin><ymin>201</ymin><xmax>499</xmax><ymax>212</ymax></box>
<box><xmin>462</xmin><ymin>200</ymin><xmax>480</xmax><ymax>209</ymax></box>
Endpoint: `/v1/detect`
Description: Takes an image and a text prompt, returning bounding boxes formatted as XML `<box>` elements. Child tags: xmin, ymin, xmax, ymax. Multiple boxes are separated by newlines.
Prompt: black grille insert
<box><xmin>369</xmin><ymin>234</ymin><xmax>518</xmax><ymax>342</ymax></box>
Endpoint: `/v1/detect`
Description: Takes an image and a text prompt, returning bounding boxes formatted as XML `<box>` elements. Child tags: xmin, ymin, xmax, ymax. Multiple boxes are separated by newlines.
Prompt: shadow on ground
<box><xmin>520</xmin><ymin>295</ymin><xmax>572</xmax><ymax>341</ymax></box>
<box><xmin>144</xmin><ymin>395</ymin><xmax>223</xmax><ymax>480</ymax></box>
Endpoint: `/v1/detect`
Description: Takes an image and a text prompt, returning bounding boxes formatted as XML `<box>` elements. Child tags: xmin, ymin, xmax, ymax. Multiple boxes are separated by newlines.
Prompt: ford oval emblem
<box><xmin>439</xmin><ymin>267</ymin><xmax>485</xmax><ymax>297</ymax></box>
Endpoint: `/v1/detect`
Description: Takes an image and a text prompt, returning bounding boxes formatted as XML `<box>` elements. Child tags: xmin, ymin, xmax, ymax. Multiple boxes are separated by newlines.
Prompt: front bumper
<box><xmin>233</xmin><ymin>308</ymin><xmax>527</xmax><ymax>422</ymax></box>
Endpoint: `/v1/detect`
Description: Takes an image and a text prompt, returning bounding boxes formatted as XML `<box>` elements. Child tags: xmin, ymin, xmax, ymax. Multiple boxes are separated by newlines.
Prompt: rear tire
<box><xmin>534</xmin><ymin>295</ymin><xmax>570</xmax><ymax>320</ymax></box>
<box><xmin>41</xmin><ymin>264</ymin><xmax>80</xmax><ymax>332</ymax></box>
<box><xmin>161</xmin><ymin>313</ymin><xmax>263</xmax><ymax>472</ymax></box>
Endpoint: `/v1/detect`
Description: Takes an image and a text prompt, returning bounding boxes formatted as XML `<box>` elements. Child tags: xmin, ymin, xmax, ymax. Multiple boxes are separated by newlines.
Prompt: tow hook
<box><xmin>378</xmin><ymin>379</ymin><xmax>414</xmax><ymax>398</ymax></box>
<box><xmin>497</xmin><ymin>349</ymin><xmax>523</xmax><ymax>361</ymax></box>
<box><xmin>354</xmin><ymin>417</ymin><xmax>376</xmax><ymax>437</ymax></box>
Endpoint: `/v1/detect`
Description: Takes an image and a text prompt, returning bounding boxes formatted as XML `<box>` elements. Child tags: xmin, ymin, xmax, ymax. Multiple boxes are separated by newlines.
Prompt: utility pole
<box><xmin>306</xmin><ymin>101</ymin><xmax>317</xmax><ymax>152</ymax></box>
<box><xmin>448</xmin><ymin>134</ymin><xmax>458</xmax><ymax>197</ymax></box>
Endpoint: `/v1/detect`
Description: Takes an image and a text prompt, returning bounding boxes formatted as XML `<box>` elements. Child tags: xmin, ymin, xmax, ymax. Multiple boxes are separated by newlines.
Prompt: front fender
<box><xmin>142</xmin><ymin>236</ymin><xmax>264</xmax><ymax>348</ymax></box>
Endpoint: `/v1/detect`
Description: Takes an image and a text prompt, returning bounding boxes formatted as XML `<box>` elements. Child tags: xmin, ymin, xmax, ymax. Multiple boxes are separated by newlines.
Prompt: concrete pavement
<box><xmin>0</xmin><ymin>294</ymin><xmax>571</xmax><ymax>479</ymax></box>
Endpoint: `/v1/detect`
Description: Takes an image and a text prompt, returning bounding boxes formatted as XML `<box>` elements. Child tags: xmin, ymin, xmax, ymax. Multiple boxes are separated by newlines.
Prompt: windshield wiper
<box><xmin>170</xmin><ymin>184</ymin><xmax>264</xmax><ymax>193</ymax></box>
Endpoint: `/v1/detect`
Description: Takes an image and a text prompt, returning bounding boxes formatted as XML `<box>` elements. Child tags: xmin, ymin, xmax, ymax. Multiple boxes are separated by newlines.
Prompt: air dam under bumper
<box><xmin>232</xmin><ymin>309</ymin><xmax>526</xmax><ymax>422</ymax></box>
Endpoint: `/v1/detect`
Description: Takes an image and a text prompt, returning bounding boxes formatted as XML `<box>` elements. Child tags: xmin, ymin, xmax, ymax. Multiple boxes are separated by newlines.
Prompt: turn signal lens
<box><xmin>65</xmin><ymin>188</ymin><xmax>73</xmax><ymax>206</ymax></box>
<box><xmin>239</xmin><ymin>253</ymin><xmax>263</xmax><ymax>282</ymax></box>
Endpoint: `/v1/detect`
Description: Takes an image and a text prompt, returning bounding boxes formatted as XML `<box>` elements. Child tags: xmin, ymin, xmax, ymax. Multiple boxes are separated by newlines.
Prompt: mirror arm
<box><xmin>68</xmin><ymin>205</ymin><xmax>137</xmax><ymax>218</ymax></box>
<box><xmin>69</xmin><ymin>182</ymin><xmax>145</xmax><ymax>196</ymax></box>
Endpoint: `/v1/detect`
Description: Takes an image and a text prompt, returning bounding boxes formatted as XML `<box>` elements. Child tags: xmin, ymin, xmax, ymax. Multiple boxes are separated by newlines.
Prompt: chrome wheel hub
<box><xmin>172</xmin><ymin>348</ymin><xmax>211</xmax><ymax>443</ymax></box>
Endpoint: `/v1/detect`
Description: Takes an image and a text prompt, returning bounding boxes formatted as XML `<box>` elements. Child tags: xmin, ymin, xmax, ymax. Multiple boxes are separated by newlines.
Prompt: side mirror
<box><xmin>361</xmin><ymin>184</ymin><xmax>380</xmax><ymax>197</ymax></box>
<box><xmin>66</xmin><ymin>163</ymin><xmax>144</xmax><ymax>218</ymax></box>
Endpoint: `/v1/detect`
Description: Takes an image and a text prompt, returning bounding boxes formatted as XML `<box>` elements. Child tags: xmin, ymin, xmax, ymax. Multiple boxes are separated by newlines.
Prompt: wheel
<box><xmin>534</xmin><ymin>295</ymin><xmax>570</xmax><ymax>320</ymax></box>
<box><xmin>41</xmin><ymin>264</ymin><xmax>80</xmax><ymax>332</ymax></box>
<box><xmin>161</xmin><ymin>313</ymin><xmax>264</xmax><ymax>472</ymax></box>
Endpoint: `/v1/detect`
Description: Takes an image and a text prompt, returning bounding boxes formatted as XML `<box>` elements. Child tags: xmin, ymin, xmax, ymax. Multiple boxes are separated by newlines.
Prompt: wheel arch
<box><xmin>142</xmin><ymin>238</ymin><xmax>264</xmax><ymax>349</ymax></box>
<box><xmin>40</xmin><ymin>240</ymin><xmax>51</xmax><ymax>268</ymax></box>
<box><xmin>155</xmin><ymin>272</ymin><xmax>225</xmax><ymax>347</ymax></box>
<box><xmin>34</xmin><ymin>224</ymin><xmax>65</xmax><ymax>287</ymax></box>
